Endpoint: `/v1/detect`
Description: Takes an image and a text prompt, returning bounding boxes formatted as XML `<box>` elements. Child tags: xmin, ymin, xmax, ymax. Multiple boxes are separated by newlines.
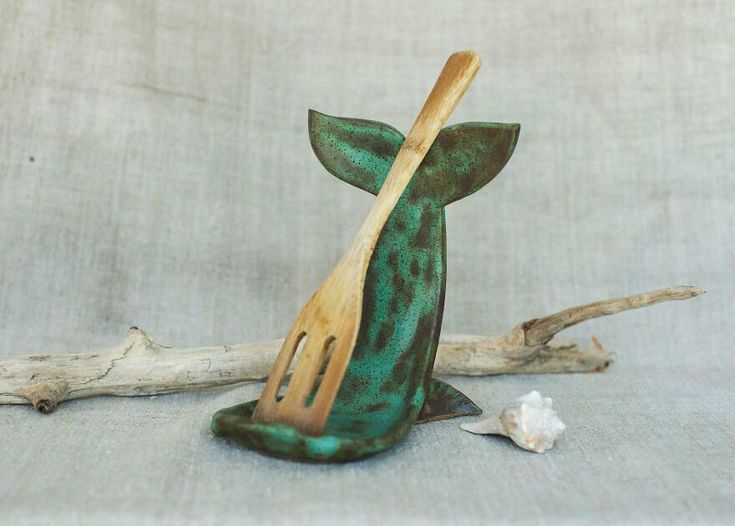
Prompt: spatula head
<box><xmin>252</xmin><ymin>260</ymin><xmax>364</xmax><ymax>435</ymax></box>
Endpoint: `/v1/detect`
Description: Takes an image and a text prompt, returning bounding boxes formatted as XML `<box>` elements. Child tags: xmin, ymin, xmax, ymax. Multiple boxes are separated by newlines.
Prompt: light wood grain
<box><xmin>0</xmin><ymin>286</ymin><xmax>703</xmax><ymax>414</ymax></box>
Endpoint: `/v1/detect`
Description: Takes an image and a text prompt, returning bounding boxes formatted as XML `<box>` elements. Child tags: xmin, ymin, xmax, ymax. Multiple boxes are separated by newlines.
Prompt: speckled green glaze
<box><xmin>211</xmin><ymin>110</ymin><xmax>520</xmax><ymax>462</ymax></box>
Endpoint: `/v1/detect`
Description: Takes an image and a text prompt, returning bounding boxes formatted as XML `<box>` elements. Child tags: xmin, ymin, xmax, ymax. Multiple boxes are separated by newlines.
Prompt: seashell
<box><xmin>461</xmin><ymin>390</ymin><xmax>566</xmax><ymax>453</ymax></box>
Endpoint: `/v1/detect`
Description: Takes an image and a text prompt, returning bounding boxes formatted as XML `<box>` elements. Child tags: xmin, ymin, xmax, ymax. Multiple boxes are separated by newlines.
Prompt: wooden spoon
<box><xmin>253</xmin><ymin>51</ymin><xmax>481</xmax><ymax>434</ymax></box>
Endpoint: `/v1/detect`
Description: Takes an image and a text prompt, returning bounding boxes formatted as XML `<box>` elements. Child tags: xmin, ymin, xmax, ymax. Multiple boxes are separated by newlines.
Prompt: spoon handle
<box><xmin>350</xmin><ymin>51</ymin><xmax>481</xmax><ymax>257</ymax></box>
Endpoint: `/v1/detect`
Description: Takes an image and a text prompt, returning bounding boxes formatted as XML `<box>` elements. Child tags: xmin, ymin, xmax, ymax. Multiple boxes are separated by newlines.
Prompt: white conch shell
<box><xmin>461</xmin><ymin>391</ymin><xmax>566</xmax><ymax>453</ymax></box>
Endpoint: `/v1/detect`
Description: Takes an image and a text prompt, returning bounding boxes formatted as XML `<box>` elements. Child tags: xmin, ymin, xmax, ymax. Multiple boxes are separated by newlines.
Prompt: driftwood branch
<box><xmin>0</xmin><ymin>286</ymin><xmax>703</xmax><ymax>413</ymax></box>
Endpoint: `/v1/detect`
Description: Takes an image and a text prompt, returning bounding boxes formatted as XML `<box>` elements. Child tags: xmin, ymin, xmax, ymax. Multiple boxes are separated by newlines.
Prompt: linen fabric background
<box><xmin>1</xmin><ymin>1</ymin><xmax>733</xmax><ymax>524</ymax></box>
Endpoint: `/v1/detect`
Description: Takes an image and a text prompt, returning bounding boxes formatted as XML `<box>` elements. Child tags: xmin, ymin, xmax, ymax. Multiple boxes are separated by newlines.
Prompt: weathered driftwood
<box><xmin>0</xmin><ymin>286</ymin><xmax>702</xmax><ymax>413</ymax></box>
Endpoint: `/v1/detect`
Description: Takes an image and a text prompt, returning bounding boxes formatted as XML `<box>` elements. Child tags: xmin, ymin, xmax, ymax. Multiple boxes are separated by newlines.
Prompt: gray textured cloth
<box><xmin>0</xmin><ymin>1</ymin><xmax>733</xmax><ymax>524</ymax></box>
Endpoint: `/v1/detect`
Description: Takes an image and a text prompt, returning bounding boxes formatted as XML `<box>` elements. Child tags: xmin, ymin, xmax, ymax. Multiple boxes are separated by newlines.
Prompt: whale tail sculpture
<box><xmin>210</xmin><ymin>110</ymin><xmax>520</xmax><ymax>462</ymax></box>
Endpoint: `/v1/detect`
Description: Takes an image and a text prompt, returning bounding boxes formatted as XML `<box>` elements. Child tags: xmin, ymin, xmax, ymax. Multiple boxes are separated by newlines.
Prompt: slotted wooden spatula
<box><xmin>253</xmin><ymin>50</ymin><xmax>481</xmax><ymax>434</ymax></box>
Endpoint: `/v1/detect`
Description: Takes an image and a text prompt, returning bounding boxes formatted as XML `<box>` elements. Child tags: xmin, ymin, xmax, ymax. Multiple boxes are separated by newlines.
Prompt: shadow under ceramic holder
<box><xmin>210</xmin><ymin>110</ymin><xmax>520</xmax><ymax>462</ymax></box>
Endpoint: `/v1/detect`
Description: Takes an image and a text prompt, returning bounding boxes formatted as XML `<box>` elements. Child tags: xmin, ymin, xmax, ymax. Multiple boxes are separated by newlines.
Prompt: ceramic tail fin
<box><xmin>417</xmin><ymin>122</ymin><xmax>521</xmax><ymax>206</ymax></box>
<box><xmin>416</xmin><ymin>378</ymin><xmax>483</xmax><ymax>424</ymax></box>
<box><xmin>308</xmin><ymin>110</ymin><xmax>404</xmax><ymax>195</ymax></box>
<box><xmin>309</xmin><ymin>110</ymin><xmax>519</xmax><ymax>205</ymax></box>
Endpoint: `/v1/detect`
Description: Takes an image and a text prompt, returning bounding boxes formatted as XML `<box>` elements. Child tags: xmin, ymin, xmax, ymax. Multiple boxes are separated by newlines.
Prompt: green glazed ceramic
<box><xmin>211</xmin><ymin>110</ymin><xmax>520</xmax><ymax>462</ymax></box>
